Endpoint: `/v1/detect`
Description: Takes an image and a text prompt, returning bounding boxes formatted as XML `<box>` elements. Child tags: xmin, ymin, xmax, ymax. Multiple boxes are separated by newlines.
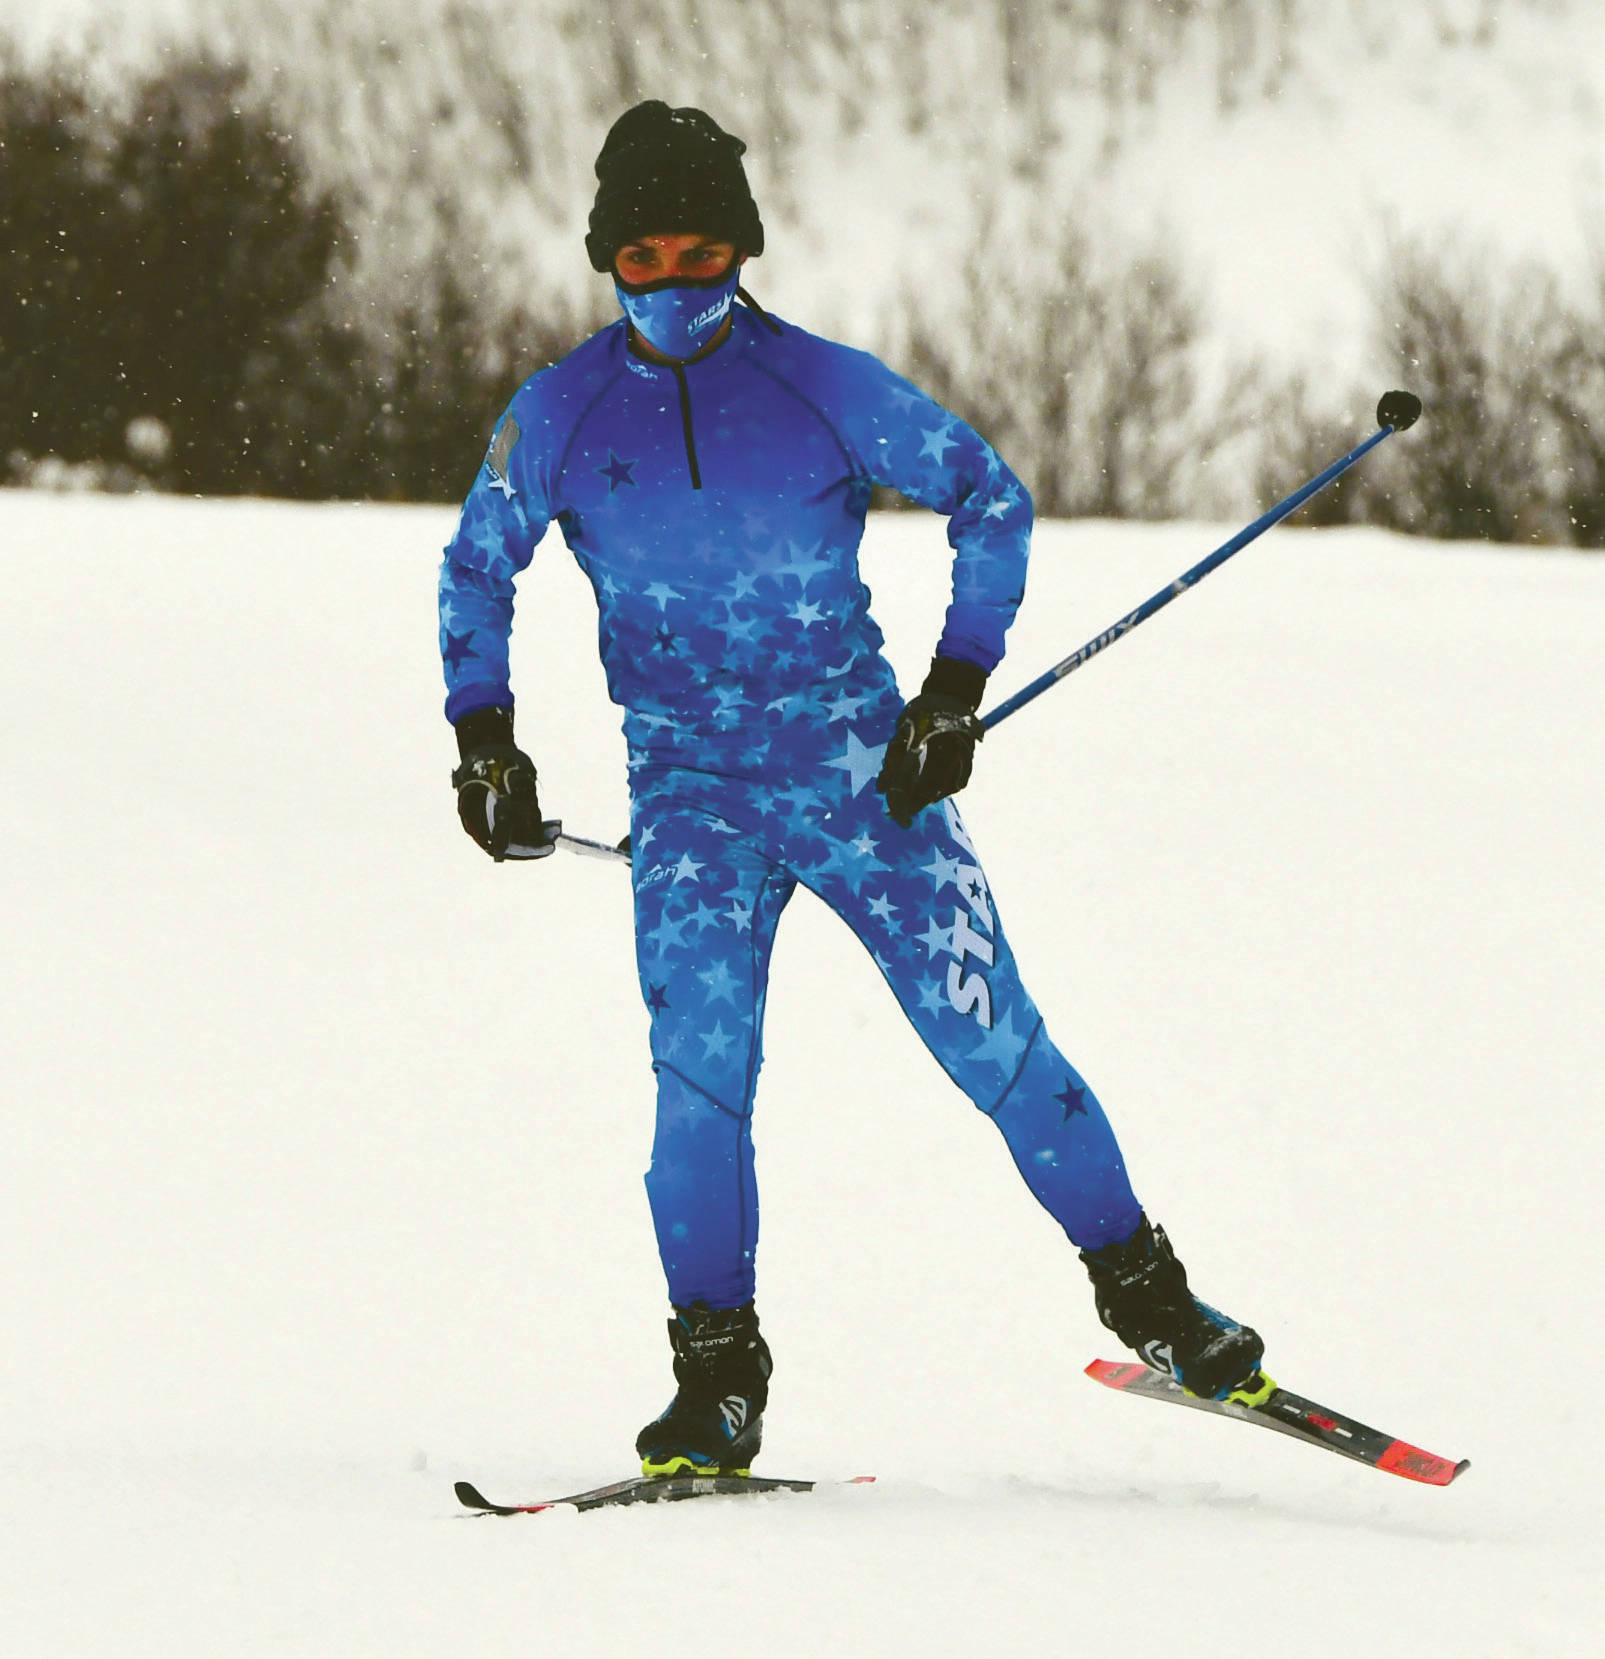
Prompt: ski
<box><xmin>455</xmin><ymin>1472</ymin><xmax>875</xmax><ymax>1515</ymax></box>
<box><xmin>1086</xmin><ymin>1359</ymin><xmax>1468</xmax><ymax>1486</ymax></box>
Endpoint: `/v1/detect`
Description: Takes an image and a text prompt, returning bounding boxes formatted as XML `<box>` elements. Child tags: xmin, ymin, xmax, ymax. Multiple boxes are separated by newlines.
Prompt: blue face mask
<box><xmin>614</xmin><ymin>265</ymin><xmax>741</xmax><ymax>360</ymax></box>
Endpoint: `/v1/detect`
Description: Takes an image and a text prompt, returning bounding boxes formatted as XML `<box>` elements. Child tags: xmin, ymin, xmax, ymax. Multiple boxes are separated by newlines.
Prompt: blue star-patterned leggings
<box><xmin>628</xmin><ymin>742</ymin><xmax>1144</xmax><ymax>1309</ymax></box>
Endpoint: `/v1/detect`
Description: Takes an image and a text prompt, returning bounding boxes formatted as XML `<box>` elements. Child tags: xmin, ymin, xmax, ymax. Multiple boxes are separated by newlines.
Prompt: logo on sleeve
<box><xmin>485</xmin><ymin>415</ymin><xmax>521</xmax><ymax>499</ymax></box>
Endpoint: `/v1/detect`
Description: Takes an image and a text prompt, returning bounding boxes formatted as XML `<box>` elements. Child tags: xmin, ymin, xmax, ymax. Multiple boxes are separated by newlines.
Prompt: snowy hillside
<box><xmin>1</xmin><ymin>489</ymin><xmax>1599</xmax><ymax>1655</ymax></box>
<box><xmin>8</xmin><ymin>0</ymin><xmax>1605</xmax><ymax>380</ymax></box>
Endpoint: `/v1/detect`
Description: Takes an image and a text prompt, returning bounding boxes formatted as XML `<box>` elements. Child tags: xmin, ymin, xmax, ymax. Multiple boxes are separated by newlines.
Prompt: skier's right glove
<box><xmin>451</xmin><ymin>706</ymin><xmax>556</xmax><ymax>861</ymax></box>
<box><xmin>875</xmin><ymin>654</ymin><xmax>988</xmax><ymax>828</ymax></box>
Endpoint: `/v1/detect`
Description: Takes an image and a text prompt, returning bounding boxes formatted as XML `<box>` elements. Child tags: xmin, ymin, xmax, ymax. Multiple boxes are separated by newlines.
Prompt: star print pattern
<box><xmin>437</xmin><ymin>308</ymin><xmax>1034</xmax><ymax>732</ymax></box>
<box><xmin>824</xmin><ymin>729</ymin><xmax>889</xmax><ymax>797</ymax></box>
<box><xmin>597</xmin><ymin>450</ymin><xmax>638</xmax><ymax>491</ymax></box>
<box><xmin>629</xmin><ymin>749</ymin><xmax>1143</xmax><ymax>1307</ymax></box>
<box><xmin>965</xmin><ymin>1006</ymin><xmax>1032</xmax><ymax>1074</ymax></box>
<box><xmin>439</xmin><ymin>309</ymin><xmax>1143</xmax><ymax>1306</ymax></box>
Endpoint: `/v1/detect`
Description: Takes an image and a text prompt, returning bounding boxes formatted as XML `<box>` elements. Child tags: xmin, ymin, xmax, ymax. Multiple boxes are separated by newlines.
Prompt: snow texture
<box><xmin>1</xmin><ymin>490</ymin><xmax>1600</xmax><ymax>1655</ymax></box>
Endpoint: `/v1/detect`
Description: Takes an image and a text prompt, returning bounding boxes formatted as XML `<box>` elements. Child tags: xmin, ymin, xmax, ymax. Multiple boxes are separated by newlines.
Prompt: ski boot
<box><xmin>1080</xmin><ymin>1215</ymin><xmax>1269</xmax><ymax>1402</ymax></box>
<box><xmin>636</xmin><ymin>1300</ymin><xmax>772</xmax><ymax>1477</ymax></box>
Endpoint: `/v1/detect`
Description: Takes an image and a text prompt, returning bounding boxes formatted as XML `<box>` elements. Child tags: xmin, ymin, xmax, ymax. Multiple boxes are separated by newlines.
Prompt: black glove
<box><xmin>451</xmin><ymin>706</ymin><xmax>556</xmax><ymax>861</ymax></box>
<box><xmin>875</xmin><ymin>655</ymin><xmax>987</xmax><ymax>829</ymax></box>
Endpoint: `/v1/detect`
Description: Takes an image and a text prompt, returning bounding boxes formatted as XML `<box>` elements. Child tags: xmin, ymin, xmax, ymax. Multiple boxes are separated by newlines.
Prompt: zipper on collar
<box><xmin>671</xmin><ymin>364</ymin><xmax>702</xmax><ymax>491</ymax></box>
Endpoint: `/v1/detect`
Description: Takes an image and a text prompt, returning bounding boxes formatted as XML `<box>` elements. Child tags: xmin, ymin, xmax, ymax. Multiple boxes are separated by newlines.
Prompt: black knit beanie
<box><xmin>585</xmin><ymin>100</ymin><xmax>764</xmax><ymax>273</ymax></box>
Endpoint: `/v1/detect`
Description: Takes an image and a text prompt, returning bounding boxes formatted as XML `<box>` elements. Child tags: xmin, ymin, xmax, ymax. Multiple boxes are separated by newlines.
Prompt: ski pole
<box><xmin>533</xmin><ymin>391</ymin><xmax>1420</xmax><ymax>863</ymax></box>
<box><xmin>980</xmin><ymin>390</ymin><xmax>1422</xmax><ymax>733</ymax></box>
<box><xmin>540</xmin><ymin>820</ymin><xmax>633</xmax><ymax>866</ymax></box>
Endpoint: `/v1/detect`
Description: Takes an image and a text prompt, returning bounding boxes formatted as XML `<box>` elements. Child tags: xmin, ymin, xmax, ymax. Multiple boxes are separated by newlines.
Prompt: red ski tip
<box><xmin>1376</xmin><ymin>1441</ymin><xmax>1471</xmax><ymax>1487</ymax></box>
<box><xmin>1084</xmin><ymin>1359</ymin><xmax>1150</xmax><ymax>1389</ymax></box>
<box><xmin>1084</xmin><ymin>1358</ymin><xmax>1468</xmax><ymax>1488</ymax></box>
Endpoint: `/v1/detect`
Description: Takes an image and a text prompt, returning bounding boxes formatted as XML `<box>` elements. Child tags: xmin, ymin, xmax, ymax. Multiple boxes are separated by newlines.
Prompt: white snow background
<box><xmin>2</xmin><ymin>490</ymin><xmax>1600</xmax><ymax>1654</ymax></box>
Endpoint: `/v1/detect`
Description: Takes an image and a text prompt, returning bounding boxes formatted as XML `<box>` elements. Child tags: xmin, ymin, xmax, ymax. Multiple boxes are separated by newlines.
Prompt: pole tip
<box><xmin>1377</xmin><ymin>389</ymin><xmax>1422</xmax><ymax>432</ymax></box>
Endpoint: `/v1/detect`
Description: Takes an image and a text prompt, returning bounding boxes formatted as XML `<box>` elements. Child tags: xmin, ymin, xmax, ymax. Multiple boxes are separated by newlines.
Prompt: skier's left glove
<box><xmin>451</xmin><ymin>706</ymin><xmax>556</xmax><ymax>861</ymax></box>
<box><xmin>875</xmin><ymin>654</ymin><xmax>987</xmax><ymax>829</ymax></box>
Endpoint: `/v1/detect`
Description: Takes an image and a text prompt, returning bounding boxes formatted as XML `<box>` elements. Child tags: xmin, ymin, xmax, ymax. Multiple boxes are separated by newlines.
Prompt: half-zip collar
<box><xmin>623</xmin><ymin>307</ymin><xmax>761</xmax><ymax>491</ymax></box>
<box><xmin>671</xmin><ymin>362</ymin><xmax>702</xmax><ymax>490</ymax></box>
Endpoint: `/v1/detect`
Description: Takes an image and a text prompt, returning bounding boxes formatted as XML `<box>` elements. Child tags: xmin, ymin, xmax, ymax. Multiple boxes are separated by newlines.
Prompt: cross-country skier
<box><xmin>439</xmin><ymin>100</ymin><xmax>1267</xmax><ymax>1477</ymax></box>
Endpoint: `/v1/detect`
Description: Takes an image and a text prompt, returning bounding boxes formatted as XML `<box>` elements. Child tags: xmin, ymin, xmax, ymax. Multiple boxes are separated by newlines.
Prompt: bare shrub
<box><xmin>1349</xmin><ymin>235</ymin><xmax>1605</xmax><ymax>545</ymax></box>
<box><xmin>1252</xmin><ymin>376</ymin><xmax>1380</xmax><ymax>528</ymax></box>
<box><xmin>1544</xmin><ymin>248</ymin><xmax>1605</xmax><ymax>547</ymax></box>
<box><xmin>1258</xmin><ymin>233</ymin><xmax>1605</xmax><ymax>548</ymax></box>
<box><xmin>0</xmin><ymin>51</ymin><xmax>343</xmax><ymax>494</ymax></box>
<box><xmin>0</xmin><ymin>42</ymin><xmax>608</xmax><ymax>500</ymax></box>
<box><xmin>893</xmin><ymin>212</ymin><xmax>1253</xmax><ymax>521</ymax></box>
<box><xmin>1366</xmin><ymin>237</ymin><xmax>1568</xmax><ymax>542</ymax></box>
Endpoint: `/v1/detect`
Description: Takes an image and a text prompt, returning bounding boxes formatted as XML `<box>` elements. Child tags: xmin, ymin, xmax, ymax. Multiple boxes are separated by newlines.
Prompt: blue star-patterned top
<box><xmin>439</xmin><ymin>306</ymin><xmax>1033</xmax><ymax>767</ymax></box>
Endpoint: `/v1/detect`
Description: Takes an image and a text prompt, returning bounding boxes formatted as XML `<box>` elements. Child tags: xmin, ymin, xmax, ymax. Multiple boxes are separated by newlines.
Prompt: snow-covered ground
<box><xmin>2</xmin><ymin>489</ymin><xmax>1600</xmax><ymax>1655</ymax></box>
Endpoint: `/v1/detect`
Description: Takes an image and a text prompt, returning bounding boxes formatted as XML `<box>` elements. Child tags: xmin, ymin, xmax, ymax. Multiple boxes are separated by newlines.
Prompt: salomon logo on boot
<box><xmin>636</xmin><ymin>1301</ymin><xmax>773</xmax><ymax>1477</ymax></box>
<box><xmin>1139</xmin><ymin>1340</ymin><xmax>1177</xmax><ymax>1377</ymax></box>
